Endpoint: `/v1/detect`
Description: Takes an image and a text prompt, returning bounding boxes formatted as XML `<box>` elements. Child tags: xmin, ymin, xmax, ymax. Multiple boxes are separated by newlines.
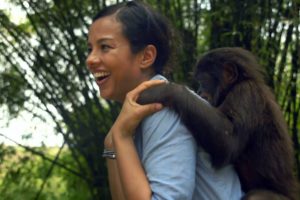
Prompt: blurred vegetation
<box><xmin>0</xmin><ymin>0</ymin><xmax>299</xmax><ymax>199</ymax></box>
<box><xmin>0</xmin><ymin>144</ymin><xmax>92</xmax><ymax>200</ymax></box>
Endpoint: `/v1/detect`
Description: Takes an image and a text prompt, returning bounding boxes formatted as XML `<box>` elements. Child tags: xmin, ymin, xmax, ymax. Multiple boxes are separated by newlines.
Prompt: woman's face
<box><xmin>86</xmin><ymin>16</ymin><xmax>148</xmax><ymax>102</ymax></box>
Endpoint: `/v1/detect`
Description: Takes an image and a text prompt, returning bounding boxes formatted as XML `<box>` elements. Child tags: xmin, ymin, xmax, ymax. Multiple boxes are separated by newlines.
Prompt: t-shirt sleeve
<box><xmin>139</xmin><ymin>108</ymin><xmax>197</xmax><ymax>200</ymax></box>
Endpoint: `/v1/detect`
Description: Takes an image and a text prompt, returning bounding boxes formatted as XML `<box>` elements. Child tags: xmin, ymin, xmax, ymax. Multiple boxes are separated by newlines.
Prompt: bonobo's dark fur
<box><xmin>138</xmin><ymin>47</ymin><xmax>298</xmax><ymax>200</ymax></box>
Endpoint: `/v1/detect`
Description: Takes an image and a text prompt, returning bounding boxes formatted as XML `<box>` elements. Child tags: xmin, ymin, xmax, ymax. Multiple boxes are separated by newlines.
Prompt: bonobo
<box><xmin>138</xmin><ymin>47</ymin><xmax>298</xmax><ymax>200</ymax></box>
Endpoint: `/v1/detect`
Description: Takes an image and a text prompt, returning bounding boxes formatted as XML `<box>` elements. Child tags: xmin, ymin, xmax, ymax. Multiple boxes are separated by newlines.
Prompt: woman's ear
<box><xmin>140</xmin><ymin>44</ymin><xmax>157</xmax><ymax>69</ymax></box>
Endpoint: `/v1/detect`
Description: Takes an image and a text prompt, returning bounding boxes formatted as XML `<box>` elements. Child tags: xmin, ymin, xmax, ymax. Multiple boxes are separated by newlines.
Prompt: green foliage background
<box><xmin>0</xmin><ymin>0</ymin><xmax>299</xmax><ymax>199</ymax></box>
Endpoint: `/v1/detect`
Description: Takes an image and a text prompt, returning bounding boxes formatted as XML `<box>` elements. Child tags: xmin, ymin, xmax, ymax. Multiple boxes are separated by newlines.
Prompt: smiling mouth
<box><xmin>93</xmin><ymin>72</ymin><xmax>110</xmax><ymax>82</ymax></box>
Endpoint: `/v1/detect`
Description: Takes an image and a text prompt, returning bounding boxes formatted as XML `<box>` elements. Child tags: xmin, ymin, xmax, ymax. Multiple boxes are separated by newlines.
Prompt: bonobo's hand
<box><xmin>137</xmin><ymin>82</ymin><xmax>179</xmax><ymax>106</ymax></box>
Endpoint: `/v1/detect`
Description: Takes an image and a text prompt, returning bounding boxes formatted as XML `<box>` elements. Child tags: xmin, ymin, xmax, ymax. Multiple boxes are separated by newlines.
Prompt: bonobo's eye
<box><xmin>196</xmin><ymin>82</ymin><xmax>209</xmax><ymax>102</ymax></box>
<box><xmin>196</xmin><ymin>73</ymin><xmax>217</xmax><ymax>104</ymax></box>
<box><xmin>197</xmin><ymin>74</ymin><xmax>215</xmax><ymax>95</ymax></box>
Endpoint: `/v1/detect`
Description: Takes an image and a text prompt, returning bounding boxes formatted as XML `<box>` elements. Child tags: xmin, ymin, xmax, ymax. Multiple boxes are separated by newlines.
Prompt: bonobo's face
<box><xmin>196</xmin><ymin>72</ymin><xmax>219</xmax><ymax>106</ymax></box>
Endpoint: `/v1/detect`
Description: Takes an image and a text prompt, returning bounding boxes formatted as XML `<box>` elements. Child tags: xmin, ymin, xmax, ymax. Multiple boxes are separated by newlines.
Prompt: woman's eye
<box><xmin>101</xmin><ymin>44</ymin><xmax>111</xmax><ymax>52</ymax></box>
<box><xmin>87</xmin><ymin>47</ymin><xmax>92</xmax><ymax>54</ymax></box>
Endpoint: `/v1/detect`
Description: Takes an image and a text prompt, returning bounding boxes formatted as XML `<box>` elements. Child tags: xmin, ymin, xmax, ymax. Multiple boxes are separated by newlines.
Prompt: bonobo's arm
<box><xmin>137</xmin><ymin>83</ymin><xmax>236</xmax><ymax>168</ymax></box>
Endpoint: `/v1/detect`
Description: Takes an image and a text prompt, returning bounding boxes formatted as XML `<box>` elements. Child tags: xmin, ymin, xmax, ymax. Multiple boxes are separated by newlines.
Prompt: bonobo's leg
<box><xmin>137</xmin><ymin>83</ymin><xmax>236</xmax><ymax>167</ymax></box>
<box><xmin>242</xmin><ymin>190</ymin><xmax>289</xmax><ymax>200</ymax></box>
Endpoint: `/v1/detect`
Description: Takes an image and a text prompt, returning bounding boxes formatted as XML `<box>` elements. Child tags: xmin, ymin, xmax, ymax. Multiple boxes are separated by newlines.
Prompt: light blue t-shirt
<box><xmin>134</xmin><ymin>75</ymin><xmax>243</xmax><ymax>200</ymax></box>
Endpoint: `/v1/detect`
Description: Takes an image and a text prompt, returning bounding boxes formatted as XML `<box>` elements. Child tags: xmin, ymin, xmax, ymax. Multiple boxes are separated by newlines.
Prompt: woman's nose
<box><xmin>86</xmin><ymin>51</ymin><xmax>100</xmax><ymax>70</ymax></box>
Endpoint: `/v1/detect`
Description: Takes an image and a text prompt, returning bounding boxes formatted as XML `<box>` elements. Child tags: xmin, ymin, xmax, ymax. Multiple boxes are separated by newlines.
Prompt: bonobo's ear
<box><xmin>223</xmin><ymin>63</ymin><xmax>238</xmax><ymax>85</ymax></box>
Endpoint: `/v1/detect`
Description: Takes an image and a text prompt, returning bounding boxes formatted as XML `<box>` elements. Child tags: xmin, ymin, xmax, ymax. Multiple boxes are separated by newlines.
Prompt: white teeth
<box><xmin>93</xmin><ymin>72</ymin><xmax>110</xmax><ymax>78</ymax></box>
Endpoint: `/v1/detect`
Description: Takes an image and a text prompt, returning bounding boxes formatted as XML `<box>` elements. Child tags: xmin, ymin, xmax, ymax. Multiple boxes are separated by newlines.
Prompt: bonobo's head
<box><xmin>194</xmin><ymin>47</ymin><xmax>266</xmax><ymax>107</ymax></box>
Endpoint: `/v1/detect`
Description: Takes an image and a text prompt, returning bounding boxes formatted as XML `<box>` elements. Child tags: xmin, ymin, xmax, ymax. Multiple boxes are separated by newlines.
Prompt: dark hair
<box><xmin>195</xmin><ymin>47</ymin><xmax>266</xmax><ymax>84</ymax></box>
<box><xmin>92</xmin><ymin>1</ymin><xmax>174</xmax><ymax>74</ymax></box>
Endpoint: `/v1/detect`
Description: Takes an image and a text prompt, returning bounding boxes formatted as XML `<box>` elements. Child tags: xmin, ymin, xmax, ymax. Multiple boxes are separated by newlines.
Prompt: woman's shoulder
<box><xmin>141</xmin><ymin>108</ymin><xmax>179</xmax><ymax>129</ymax></box>
<box><xmin>139</xmin><ymin>107</ymin><xmax>193</xmax><ymax>142</ymax></box>
<box><xmin>150</xmin><ymin>74</ymin><xmax>167</xmax><ymax>81</ymax></box>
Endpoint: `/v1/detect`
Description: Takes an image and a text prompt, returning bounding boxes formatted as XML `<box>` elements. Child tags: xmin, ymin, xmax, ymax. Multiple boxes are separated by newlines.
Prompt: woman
<box><xmin>86</xmin><ymin>1</ymin><xmax>243</xmax><ymax>199</ymax></box>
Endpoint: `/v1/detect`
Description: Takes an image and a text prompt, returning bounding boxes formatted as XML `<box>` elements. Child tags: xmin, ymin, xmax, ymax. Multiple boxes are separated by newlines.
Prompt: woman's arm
<box><xmin>111</xmin><ymin>128</ymin><xmax>152</xmax><ymax>200</ymax></box>
<box><xmin>106</xmin><ymin>158</ymin><xmax>126</xmax><ymax>200</ymax></box>
<box><xmin>105</xmin><ymin>80</ymin><xmax>165</xmax><ymax>200</ymax></box>
<box><xmin>104</xmin><ymin>133</ymin><xmax>126</xmax><ymax>200</ymax></box>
